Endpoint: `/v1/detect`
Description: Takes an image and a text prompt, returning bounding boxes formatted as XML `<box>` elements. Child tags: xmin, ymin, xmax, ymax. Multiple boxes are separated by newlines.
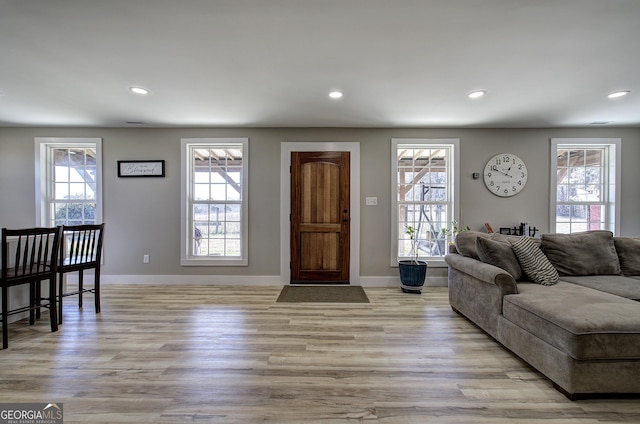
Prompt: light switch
<box><xmin>365</xmin><ymin>197</ymin><xmax>378</xmax><ymax>206</ymax></box>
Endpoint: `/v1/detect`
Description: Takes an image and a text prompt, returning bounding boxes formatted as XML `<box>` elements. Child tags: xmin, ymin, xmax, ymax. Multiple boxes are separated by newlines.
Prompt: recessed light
<box><xmin>607</xmin><ymin>90</ymin><xmax>630</xmax><ymax>98</ymax></box>
<box><xmin>329</xmin><ymin>91</ymin><xmax>343</xmax><ymax>99</ymax></box>
<box><xmin>468</xmin><ymin>90</ymin><xmax>486</xmax><ymax>99</ymax></box>
<box><xmin>130</xmin><ymin>86</ymin><xmax>150</xmax><ymax>95</ymax></box>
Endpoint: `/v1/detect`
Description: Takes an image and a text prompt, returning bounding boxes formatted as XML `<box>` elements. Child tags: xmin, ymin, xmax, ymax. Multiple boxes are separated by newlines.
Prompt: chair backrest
<box><xmin>59</xmin><ymin>223</ymin><xmax>105</xmax><ymax>271</ymax></box>
<box><xmin>1</xmin><ymin>227</ymin><xmax>61</xmax><ymax>286</ymax></box>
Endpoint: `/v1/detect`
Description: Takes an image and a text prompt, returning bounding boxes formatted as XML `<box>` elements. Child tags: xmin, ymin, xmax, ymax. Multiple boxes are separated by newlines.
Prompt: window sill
<box><xmin>181</xmin><ymin>258</ymin><xmax>248</xmax><ymax>267</ymax></box>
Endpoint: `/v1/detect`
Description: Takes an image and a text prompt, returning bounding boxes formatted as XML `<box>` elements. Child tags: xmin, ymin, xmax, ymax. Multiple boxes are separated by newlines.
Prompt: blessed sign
<box><xmin>117</xmin><ymin>160</ymin><xmax>165</xmax><ymax>177</ymax></box>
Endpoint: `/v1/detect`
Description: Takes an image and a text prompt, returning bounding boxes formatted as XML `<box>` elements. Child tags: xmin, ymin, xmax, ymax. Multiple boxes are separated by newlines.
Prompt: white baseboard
<box><xmin>359</xmin><ymin>276</ymin><xmax>448</xmax><ymax>287</ymax></box>
<box><xmin>100</xmin><ymin>275</ymin><xmax>282</xmax><ymax>285</ymax></box>
<box><xmin>98</xmin><ymin>274</ymin><xmax>448</xmax><ymax>287</ymax></box>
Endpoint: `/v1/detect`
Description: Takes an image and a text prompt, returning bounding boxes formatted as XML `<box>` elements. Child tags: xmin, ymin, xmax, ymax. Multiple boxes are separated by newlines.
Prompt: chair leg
<box><xmin>58</xmin><ymin>272</ymin><xmax>64</xmax><ymax>325</ymax></box>
<box><xmin>2</xmin><ymin>287</ymin><xmax>8</xmax><ymax>349</ymax></box>
<box><xmin>49</xmin><ymin>277</ymin><xmax>58</xmax><ymax>333</ymax></box>
<box><xmin>94</xmin><ymin>269</ymin><xmax>101</xmax><ymax>314</ymax></box>
<box><xmin>78</xmin><ymin>270</ymin><xmax>83</xmax><ymax>308</ymax></box>
<box><xmin>30</xmin><ymin>283</ymin><xmax>37</xmax><ymax>324</ymax></box>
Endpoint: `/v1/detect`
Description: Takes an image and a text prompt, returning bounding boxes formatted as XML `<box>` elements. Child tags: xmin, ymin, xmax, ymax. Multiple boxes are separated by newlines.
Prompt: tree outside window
<box><xmin>551</xmin><ymin>139</ymin><xmax>620</xmax><ymax>234</ymax></box>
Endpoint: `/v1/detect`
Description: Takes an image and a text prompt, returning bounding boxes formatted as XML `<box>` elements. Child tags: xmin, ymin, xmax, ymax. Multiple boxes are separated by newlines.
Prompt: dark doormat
<box><xmin>276</xmin><ymin>285</ymin><xmax>370</xmax><ymax>303</ymax></box>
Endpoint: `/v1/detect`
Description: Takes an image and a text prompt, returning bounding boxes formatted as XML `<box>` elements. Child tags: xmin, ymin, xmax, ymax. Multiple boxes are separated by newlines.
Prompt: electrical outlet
<box><xmin>143</xmin><ymin>254</ymin><xmax>150</xmax><ymax>264</ymax></box>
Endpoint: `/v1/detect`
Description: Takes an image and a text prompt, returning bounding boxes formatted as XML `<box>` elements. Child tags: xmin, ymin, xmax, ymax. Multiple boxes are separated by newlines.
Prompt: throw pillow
<box><xmin>614</xmin><ymin>237</ymin><xmax>640</xmax><ymax>276</ymax></box>
<box><xmin>476</xmin><ymin>237</ymin><xmax>523</xmax><ymax>280</ymax></box>
<box><xmin>512</xmin><ymin>236</ymin><xmax>559</xmax><ymax>286</ymax></box>
<box><xmin>541</xmin><ymin>231</ymin><xmax>621</xmax><ymax>276</ymax></box>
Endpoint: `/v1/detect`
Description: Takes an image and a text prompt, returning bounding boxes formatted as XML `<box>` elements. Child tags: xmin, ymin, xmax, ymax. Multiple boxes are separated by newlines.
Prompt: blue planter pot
<box><xmin>398</xmin><ymin>260</ymin><xmax>427</xmax><ymax>293</ymax></box>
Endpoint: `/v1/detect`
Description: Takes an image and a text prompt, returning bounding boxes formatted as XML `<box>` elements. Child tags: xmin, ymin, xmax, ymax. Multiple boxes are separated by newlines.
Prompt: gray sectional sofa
<box><xmin>445</xmin><ymin>230</ymin><xmax>640</xmax><ymax>399</ymax></box>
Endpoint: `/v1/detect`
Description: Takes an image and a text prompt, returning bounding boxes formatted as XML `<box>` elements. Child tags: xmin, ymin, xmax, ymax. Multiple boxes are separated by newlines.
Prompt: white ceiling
<box><xmin>1</xmin><ymin>0</ymin><xmax>639</xmax><ymax>128</ymax></box>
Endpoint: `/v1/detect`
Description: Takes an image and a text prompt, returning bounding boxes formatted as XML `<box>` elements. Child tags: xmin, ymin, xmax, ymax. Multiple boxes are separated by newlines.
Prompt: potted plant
<box><xmin>398</xmin><ymin>225</ymin><xmax>428</xmax><ymax>293</ymax></box>
<box><xmin>441</xmin><ymin>220</ymin><xmax>470</xmax><ymax>253</ymax></box>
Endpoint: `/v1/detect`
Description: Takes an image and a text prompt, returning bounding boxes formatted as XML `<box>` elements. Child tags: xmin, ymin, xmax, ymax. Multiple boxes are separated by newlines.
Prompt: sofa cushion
<box><xmin>542</xmin><ymin>230</ymin><xmax>621</xmax><ymax>276</ymax></box>
<box><xmin>560</xmin><ymin>275</ymin><xmax>640</xmax><ymax>301</ymax></box>
<box><xmin>454</xmin><ymin>231</ymin><xmax>491</xmax><ymax>260</ymax></box>
<box><xmin>502</xmin><ymin>282</ymin><xmax>640</xmax><ymax>360</ymax></box>
<box><xmin>512</xmin><ymin>236</ymin><xmax>559</xmax><ymax>285</ymax></box>
<box><xmin>614</xmin><ymin>237</ymin><xmax>640</xmax><ymax>276</ymax></box>
<box><xmin>476</xmin><ymin>237</ymin><xmax>523</xmax><ymax>280</ymax></box>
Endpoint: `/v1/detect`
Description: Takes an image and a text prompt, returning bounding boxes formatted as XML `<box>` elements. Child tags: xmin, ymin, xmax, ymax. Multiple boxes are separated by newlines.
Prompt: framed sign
<box><xmin>117</xmin><ymin>160</ymin><xmax>165</xmax><ymax>177</ymax></box>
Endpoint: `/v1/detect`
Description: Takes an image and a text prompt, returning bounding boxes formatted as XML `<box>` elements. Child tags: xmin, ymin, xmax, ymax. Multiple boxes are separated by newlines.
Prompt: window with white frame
<box><xmin>35</xmin><ymin>138</ymin><xmax>102</xmax><ymax>227</ymax></box>
<box><xmin>391</xmin><ymin>139</ymin><xmax>459</xmax><ymax>264</ymax></box>
<box><xmin>181</xmin><ymin>138</ymin><xmax>248</xmax><ymax>266</ymax></box>
<box><xmin>550</xmin><ymin>138</ymin><xmax>620</xmax><ymax>234</ymax></box>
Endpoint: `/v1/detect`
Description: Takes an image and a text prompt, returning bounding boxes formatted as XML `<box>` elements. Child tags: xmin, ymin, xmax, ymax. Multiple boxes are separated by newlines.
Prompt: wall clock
<box><xmin>483</xmin><ymin>153</ymin><xmax>528</xmax><ymax>197</ymax></box>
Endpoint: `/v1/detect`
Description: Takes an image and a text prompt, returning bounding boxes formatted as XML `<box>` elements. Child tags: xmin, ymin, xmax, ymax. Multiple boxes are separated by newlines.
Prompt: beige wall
<box><xmin>1</xmin><ymin>126</ymin><xmax>639</xmax><ymax>284</ymax></box>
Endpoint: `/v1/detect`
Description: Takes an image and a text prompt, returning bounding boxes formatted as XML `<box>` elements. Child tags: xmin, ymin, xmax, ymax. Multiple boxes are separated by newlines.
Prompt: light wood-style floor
<box><xmin>2</xmin><ymin>285</ymin><xmax>639</xmax><ymax>423</ymax></box>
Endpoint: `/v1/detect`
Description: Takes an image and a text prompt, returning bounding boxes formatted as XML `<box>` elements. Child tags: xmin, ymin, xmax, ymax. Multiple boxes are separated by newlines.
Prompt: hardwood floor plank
<box><xmin>1</xmin><ymin>285</ymin><xmax>639</xmax><ymax>423</ymax></box>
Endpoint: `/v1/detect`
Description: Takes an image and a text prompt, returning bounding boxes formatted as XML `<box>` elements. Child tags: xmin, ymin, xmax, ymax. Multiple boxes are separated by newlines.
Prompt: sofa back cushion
<box><xmin>542</xmin><ymin>230</ymin><xmax>621</xmax><ymax>276</ymax></box>
<box><xmin>614</xmin><ymin>237</ymin><xmax>640</xmax><ymax>276</ymax></box>
<box><xmin>475</xmin><ymin>237</ymin><xmax>523</xmax><ymax>280</ymax></box>
<box><xmin>454</xmin><ymin>231</ymin><xmax>491</xmax><ymax>260</ymax></box>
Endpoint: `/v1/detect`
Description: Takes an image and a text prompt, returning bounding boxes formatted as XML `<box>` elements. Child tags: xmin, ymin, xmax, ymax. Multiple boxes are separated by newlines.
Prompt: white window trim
<box><xmin>549</xmin><ymin>138</ymin><xmax>621</xmax><ymax>235</ymax></box>
<box><xmin>390</xmin><ymin>138</ymin><xmax>460</xmax><ymax>267</ymax></box>
<box><xmin>180</xmin><ymin>137</ymin><xmax>249</xmax><ymax>266</ymax></box>
<box><xmin>34</xmin><ymin>137</ymin><xmax>103</xmax><ymax>227</ymax></box>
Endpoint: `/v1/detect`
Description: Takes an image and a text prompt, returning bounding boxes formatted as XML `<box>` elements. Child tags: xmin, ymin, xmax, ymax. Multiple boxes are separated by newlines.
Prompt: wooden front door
<box><xmin>290</xmin><ymin>151</ymin><xmax>350</xmax><ymax>283</ymax></box>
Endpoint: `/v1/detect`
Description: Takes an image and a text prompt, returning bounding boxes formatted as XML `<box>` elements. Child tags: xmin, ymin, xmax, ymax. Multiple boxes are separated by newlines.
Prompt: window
<box><xmin>35</xmin><ymin>138</ymin><xmax>102</xmax><ymax>227</ymax></box>
<box><xmin>181</xmin><ymin>138</ymin><xmax>248</xmax><ymax>266</ymax></box>
<box><xmin>550</xmin><ymin>138</ymin><xmax>620</xmax><ymax>234</ymax></box>
<box><xmin>391</xmin><ymin>139</ymin><xmax>459</xmax><ymax>264</ymax></box>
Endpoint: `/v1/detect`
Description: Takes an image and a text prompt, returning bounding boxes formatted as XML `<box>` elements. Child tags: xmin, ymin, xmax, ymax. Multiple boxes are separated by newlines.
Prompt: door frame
<box><xmin>280</xmin><ymin>142</ymin><xmax>360</xmax><ymax>285</ymax></box>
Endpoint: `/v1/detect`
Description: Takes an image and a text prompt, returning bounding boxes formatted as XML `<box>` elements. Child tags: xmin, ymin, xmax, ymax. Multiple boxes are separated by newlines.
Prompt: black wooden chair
<box><xmin>1</xmin><ymin>227</ymin><xmax>61</xmax><ymax>349</ymax></box>
<box><xmin>57</xmin><ymin>223</ymin><xmax>105</xmax><ymax>324</ymax></box>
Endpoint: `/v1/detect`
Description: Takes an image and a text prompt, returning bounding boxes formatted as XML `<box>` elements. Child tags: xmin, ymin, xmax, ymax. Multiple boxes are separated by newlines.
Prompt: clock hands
<box><xmin>495</xmin><ymin>168</ymin><xmax>513</xmax><ymax>178</ymax></box>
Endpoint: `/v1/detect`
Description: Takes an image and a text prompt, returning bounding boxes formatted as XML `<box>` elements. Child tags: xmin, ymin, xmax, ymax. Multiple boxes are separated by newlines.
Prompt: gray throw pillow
<box><xmin>512</xmin><ymin>236</ymin><xmax>559</xmax><ymax>286</ymax></box>
<box><xmin>614</xmin><ymin>237</ymin><xmax>640</xmax><ymax>276</ymax></box>
<box><xmin>476</xmin><ymin>237</ymin><xmax>523</xmax><ymax>280</ymax></box>
<box><xmin>542</xmin><ymin>230</ymin><xmax>621</xmax><ymax>276</ymax></box>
